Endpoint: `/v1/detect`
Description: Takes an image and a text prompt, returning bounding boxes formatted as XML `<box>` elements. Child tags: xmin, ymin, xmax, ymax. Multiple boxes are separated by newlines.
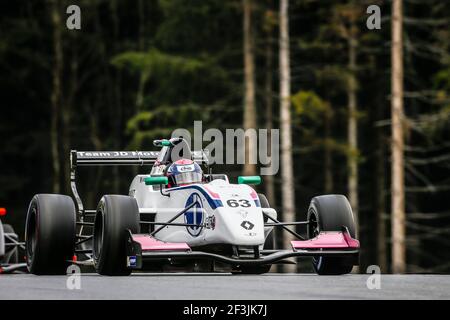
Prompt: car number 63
<box><xmin>226</xmin><ymin>199</ymin><xmax>251</xmax><ymax>208</ymax></box>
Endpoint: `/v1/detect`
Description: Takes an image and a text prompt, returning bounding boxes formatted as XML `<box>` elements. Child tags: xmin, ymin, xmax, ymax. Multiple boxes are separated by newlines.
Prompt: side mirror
<box><xmin>144</xmin><ymin>176</ymin><xmax>168</xmax><ymax>186</ymax></box>
<box><xmin>238</xmin><ymin>176</ymin><xmax>261</xmax><ymax>185</ymax></box>
<box><xmin>0</xmin><ymin>208</ymin><xmax>6</xmax><ymax>216</ymax></box>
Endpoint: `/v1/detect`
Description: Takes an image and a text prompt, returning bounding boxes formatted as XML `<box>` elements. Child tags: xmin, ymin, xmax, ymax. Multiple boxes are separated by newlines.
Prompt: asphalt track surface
<box><xmin>0</xmin><ymin>273</ymin><xmax>449</xmax><ymax>300</ymax></box>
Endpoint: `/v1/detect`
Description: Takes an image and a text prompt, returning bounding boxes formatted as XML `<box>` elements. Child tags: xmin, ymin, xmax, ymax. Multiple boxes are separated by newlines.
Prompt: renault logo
<box><xmin>240</xmin><ymin>220</ymin><xmax>254</xmax><ymax>230</ymax></box>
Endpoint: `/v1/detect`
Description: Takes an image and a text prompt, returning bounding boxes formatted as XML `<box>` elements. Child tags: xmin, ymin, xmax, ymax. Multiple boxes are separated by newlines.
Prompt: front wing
<box><xmin>125</xmin><ymin>229</ymin><xmax>359</xmax><ymax>269</ymax></box>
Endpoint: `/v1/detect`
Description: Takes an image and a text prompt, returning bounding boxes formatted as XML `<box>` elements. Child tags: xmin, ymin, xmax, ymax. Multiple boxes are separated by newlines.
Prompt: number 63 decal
<box><xmin>226</xmin><ymin>199</ymin><xmax>251</xmax><ymax>208</ymax></box>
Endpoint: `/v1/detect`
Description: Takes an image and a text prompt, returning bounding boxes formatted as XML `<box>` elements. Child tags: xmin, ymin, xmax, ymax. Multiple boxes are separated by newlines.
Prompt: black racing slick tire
<box><xmin>307</xmin><ymin>194</ymin><xmax>357</xmax><ymax>275</ymax></box>
<box><xmin>93</xmin><ymin>195</ymin><xmax>140</xmax><ymax>276</ymax></box>
<box><xmin>25</xmin><ymin>194</ymin><xmax>76</xmax><ymax>275</ymax></box>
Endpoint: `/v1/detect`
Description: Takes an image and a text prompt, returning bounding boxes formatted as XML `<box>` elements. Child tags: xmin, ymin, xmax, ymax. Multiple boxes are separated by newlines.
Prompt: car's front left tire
<box><xmin>307</xmin><ymin>194</ymin><xmax>357</xmax><ymax>275</ymax></box>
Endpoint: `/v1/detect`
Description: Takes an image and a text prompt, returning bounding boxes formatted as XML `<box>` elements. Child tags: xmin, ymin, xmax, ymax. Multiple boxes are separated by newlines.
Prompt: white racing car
<box><xmin>25</xmin><ymin>137</ymin><xmax>359</xmax><ymax>275</ymax></box>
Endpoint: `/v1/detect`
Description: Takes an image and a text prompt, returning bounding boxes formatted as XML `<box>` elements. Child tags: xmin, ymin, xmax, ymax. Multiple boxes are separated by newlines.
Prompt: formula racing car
<box><xmin>24</xmin><ymin>137</ymin><xmax>359</xmax><ymax>275</ymax></box>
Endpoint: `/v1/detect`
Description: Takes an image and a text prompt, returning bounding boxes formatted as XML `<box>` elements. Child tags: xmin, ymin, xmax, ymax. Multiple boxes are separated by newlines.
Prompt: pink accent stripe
<box><xmin>203</xmin><ymin>185</ymin><xmax>221</xmax><ymax>199</ymax></box>
<box><xmin>291</xmin><ymin>231</ymin><xmax>360</xmax><ymax>250</ymax></box>
<box><xmin>132</xmin><ymin>235</ymin><xmax>190</xmax><ymax>251</ymax></box>
<box><xmin>249</xmin><ymin>188</ymin><xmax>258</xmax><ymax>199</ymax></box>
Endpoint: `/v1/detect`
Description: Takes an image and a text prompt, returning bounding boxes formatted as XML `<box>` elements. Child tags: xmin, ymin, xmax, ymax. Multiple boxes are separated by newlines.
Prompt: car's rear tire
<box><xmin>25</xmin><ymin>194</ymin><xmax>76</xmax><ymax>275</ymax></box>
<box><xmin>93</xmin><ymin>195</ymin><xmax>140</xmax><ymax>276</ymax></box>
<box><xmin>232</xmin><ymin>193</ymin><xmax>273</xmax><ymax>275</ymax></box>
<box><xmin>307</xmin><ymin>194</ymin><xmax>357</xmax><ymax>275</ymax></box>
<box><xmin>2</xmin><ymin>224</ymin><xmax>19</xmax><ymax>264</ymax></box>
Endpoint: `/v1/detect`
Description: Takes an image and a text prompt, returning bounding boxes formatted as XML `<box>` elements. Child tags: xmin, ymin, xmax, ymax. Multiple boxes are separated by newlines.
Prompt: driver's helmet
<box><xmin>167</xmin><ymin>159</ymin><xmax>203</xmax><ymax>187</ymax></box>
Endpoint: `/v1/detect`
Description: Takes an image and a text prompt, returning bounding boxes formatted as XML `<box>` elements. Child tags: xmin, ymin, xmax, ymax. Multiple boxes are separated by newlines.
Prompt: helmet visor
<box><xmin>173</xmin><ymin>171</ymin><xmax>203</xmax><ymax>185</ymax></box>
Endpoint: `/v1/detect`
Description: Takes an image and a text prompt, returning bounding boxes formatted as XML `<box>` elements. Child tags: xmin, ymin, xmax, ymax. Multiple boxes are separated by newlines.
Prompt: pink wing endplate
<box><xmin>291</xmin><ymin>231</ymin><xmax>360</xmax><ymax>250</ymax></box>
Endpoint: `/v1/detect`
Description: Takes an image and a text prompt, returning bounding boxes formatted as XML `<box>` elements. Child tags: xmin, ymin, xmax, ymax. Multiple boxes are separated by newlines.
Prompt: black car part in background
<box><xmin>0</xmin><ymin>207</ymin><xmax>26</xmax><ymax>273</ymax></box>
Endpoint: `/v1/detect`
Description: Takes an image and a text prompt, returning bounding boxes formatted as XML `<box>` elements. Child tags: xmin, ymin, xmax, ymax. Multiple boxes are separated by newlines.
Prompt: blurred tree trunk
<box><xmin>136</xmin><ymin>74</ymin><xmax>147</xmax><ymax>111</ymax></box>
<box><xmin>264</xmin><ymin>3</ymin><xmax>275</xmax><ymax>208</ymax></box>
<box><xmin>376</xmin><ymin>148</ymin><xmax>387</xmax><ymax>272</ymax></box>
<box><xmin>347</xmin><ymin>23</ymin><xmax>359</xmax><ymax>234</ymax></box>
<box><xmin>50</xmin><ymin>0</ymin><xmax>62</xmax><ymax>194</ymax></box>
<box><xmin>87</xmin><ymin>111</ymin><xmax>104</xmax><ymax>208</ymax></box>
<box><xmin>132</xmin><ymin>0</ymin><xmax>147</xmax><ymax>178</ymax></box>
<box><xmin>111</xmin><ymin>0</ymin><xmax>121</xmax><ymax>193</ymax></box>
<box><xmin>324</xmin><ymin>108</ymin><xmax>333</xmax><ymax>193</ymax></box>
<box><xmin>279</xmin><ymin>0</ymin><xmax>296</xmax><ymax>273</ymax></box>
<box><xmin>136</xmin><ymin>0</ymin><xmax>147</xmax><ymax>112</ymax></box>
<box><xmin>63</xmin><ymin>30</ymin><xmax>79</xmax><ymax>195</ymax></box>
<box><xmin>376</xmin><ymin>91</ymin><xmax>387</xmax><ymax>272</ymax></box>
<box><xmin>391</xmin><ymin>0</ymin><xmax>406</xmax><ymax>274</ymax></box>
<box><xmin>243</xmin><ymin>0</ymin><xmax>257</xmax><ymax>176</ymax></box>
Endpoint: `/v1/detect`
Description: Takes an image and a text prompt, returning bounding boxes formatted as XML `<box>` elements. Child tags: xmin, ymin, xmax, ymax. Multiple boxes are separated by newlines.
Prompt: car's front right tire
<box><xmin>93</xmin><ymin>195</ymin><xmax>140</xmax><ymax>276</ymax></box>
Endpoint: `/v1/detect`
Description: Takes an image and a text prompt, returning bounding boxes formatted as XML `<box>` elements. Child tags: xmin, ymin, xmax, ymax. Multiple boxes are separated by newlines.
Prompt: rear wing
<box><xmin>70</xmin><ymin>149</ymin><xmax>209</xmax><ymax>216</ymax></box>
<box><xmin>71</xmin><ymin>151</ymin><xmax>159</xmax><ymax>167</ymax></box>
<box><xmin>71</xmin><ymin>150</ymin><xmax>209</xmax><ymax>167</ymax></box>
